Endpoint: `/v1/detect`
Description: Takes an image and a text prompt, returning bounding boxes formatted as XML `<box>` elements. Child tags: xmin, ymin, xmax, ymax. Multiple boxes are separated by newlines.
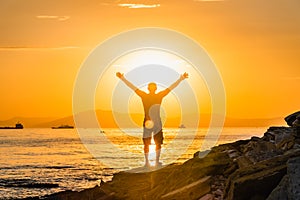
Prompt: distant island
<box><xmin>51</xmin><ymin>125</ymin><xmax>74</xmax><ymax>129</ymax></box>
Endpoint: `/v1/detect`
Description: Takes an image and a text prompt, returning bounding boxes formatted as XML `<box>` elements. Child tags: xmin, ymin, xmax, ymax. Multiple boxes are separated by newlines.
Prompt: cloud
<box><xmin>281</xmin><ymin>76</ymin><xmax>300</xmax><ymax>80</ymax></box>
<box><xmin>194</xmin><ymin>0</ymin><xmax>225</xmax><ymax>2</ymax></box>
<box><xmin>0</xmin><ymin>46</ymin><xmax>79</xmax><ymax>51</ymax></box>
<box><xmin>118</xmin><ymin>3</ymin><xmax>160</xmax><ymax>9</ymax></box>
<box><xmin>36</xmin><ymin>15</ymin><xmax>70</xmax><ymax>21</ymax></box>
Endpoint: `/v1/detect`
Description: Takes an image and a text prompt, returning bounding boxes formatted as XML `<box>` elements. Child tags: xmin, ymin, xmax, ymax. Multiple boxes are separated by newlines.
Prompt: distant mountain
<box><xmin>34</xmin><ymin>116</ymin><xmax>75</xmax><ymax>128</ymax></box>
<box><xmin>0</xmin><ymin>111</ymin><xmax>286</xmax><ymax>128</ymax></box>
<box><xmin>34</xmin><ymin>110</ymin><xmax>120</xmax><ymax>128</ymax></box>
<box><xmin>224</xmin><ymin>117</ymin><xmax>285</xmax><ymax>127</ymax></box>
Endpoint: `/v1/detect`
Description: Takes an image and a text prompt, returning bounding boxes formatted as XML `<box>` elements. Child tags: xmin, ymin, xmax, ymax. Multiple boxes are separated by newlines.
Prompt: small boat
<box><xmin>0</xmin><ymin>122</ymin><xmax>24</xmax><ymax>129</ymax></box>
<box><xmin>52</xmin><ymin>125</ymin><xmax>74</xmax><ymax>129</ymax></box>
<box><xmin>178</xmin><ymin>124</ymin><xmax>186</xmax><ymax>128</ymax></box>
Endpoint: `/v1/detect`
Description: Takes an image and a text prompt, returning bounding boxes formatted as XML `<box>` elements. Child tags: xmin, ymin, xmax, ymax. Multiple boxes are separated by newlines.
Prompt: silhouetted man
<box><xmin>116</xmin><ymin>72</ymin><xmax>188</xmax><ymax>167</ymax></box>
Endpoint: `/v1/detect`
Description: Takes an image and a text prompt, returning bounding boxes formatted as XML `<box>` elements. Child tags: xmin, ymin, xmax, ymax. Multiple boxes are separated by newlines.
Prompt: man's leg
<box><xmin>143</xmin><ymin>120</ymin><xmax>152</xmax><ymax>167</ymax></box>
<box><xmin>154</xmin><ymin>129</ymin><xmax>163</xmax><ymax>166</ymax></box>
<box><xmin>155</xmin><ymin>144</ymin><xmax>161</xmax><ymax>165</ymax></box>
<box><xmin>144</xmin><ymin>143</ymin><xmax>150</xmax><ymax>166</ymax></box>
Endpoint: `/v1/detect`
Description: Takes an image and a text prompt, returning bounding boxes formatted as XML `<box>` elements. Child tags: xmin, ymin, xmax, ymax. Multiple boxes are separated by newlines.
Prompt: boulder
<box><xmin>276</xmin><ymin>135</ymin><xmax>295</xmax><ymax>151</ymax></box>
<box><xmin>234</xmin><ymin>156</ymin><xmax>253</xmax><ymax>168</ymax></box>
<box><xmin>287</xmin><ymin>157</ymin><xmax>300</xmax><ymax>199</ymax></box>
<box><xmin>224</xmin><ymin>149</ymin><xmax>300</xmax><ymax>200</ymax></box>
<box><xmin>225</xmin><ymin>163</ymin><xmax>286</xmax><ymax>200</ymax></box>
<box><xmin>285</xmin><ymin>111</ymin><xmax>300</xmax><ymax>126</ymax></box>
<box><xmin>267</xmin><ymin>156</ymin><xmax>300</xmax><ymax>200</ymax></box>
<box><xmin>241</xmin><ymin>139</ymin><xmax>279</xmax><ymax>163</ymax></box>
<box><xmin>264</xmin><ymin>127</ymin><xmax>294</xmax><ymax>145</ymax></box>
<box><xmin>266</xmin><ymin>175</ymin><xmax>289</xmax><ymax>200</ymax></box>
<box><xmin>263</xmin><ymin>126</ymin><xmax>295</xmax><ymax>151</ymax></box>
<box><xmin>294</xmin><ymin>127</ymin><xmax>300</xmax><ymax>138</ymax></box>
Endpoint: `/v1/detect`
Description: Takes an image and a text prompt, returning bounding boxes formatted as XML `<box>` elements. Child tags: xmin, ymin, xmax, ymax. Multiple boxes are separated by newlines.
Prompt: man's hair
<box><xmin>148</xmin><ymin>82</ymin><xmax>157</xmax><ymax>87</ymax></box>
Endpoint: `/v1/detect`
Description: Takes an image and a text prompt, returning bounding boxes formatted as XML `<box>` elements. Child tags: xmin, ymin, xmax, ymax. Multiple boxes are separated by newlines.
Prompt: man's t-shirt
<box><xmin>135</xmin><ymin>89</ymin><xmax>170</xmax><ymax>121</ymax></box>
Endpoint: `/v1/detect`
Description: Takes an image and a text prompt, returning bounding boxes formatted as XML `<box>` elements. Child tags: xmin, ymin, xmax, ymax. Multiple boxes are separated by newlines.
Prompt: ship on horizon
<box><xmin>178</xmin><ymin>124</ymin><xmax>186</xmax><ymax>128</ymax></box>
<box><xmin>0</xmin><ymin>122</ymin><xmax>24</xmax><ymax>129</ymax></box>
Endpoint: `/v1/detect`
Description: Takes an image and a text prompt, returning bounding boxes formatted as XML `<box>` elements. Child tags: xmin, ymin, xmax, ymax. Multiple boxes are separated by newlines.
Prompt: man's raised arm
<box><xmin>168</xmin><ymin>72</ymin><xmax>189</xmax><ymax>91</ymax></box>
<box><xmin>116</xmin><ymin>72</ymin><xmax>138</xmax><ymax>91</ymax></box>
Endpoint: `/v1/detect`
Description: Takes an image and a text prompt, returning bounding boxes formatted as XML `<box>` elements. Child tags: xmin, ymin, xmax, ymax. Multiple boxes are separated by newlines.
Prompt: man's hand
<box><xmin>116</xmin><ymin>72</ymin><xmax>124</xmax><ymax>79</ymax></box>
<box><xmin>116</xmin><ymin>72</ymin><xmax>138</xmax><ymax>91</ymax></box>
<box><xmin>180</xmin><ymin>72</ymin><xmax>189</xmax><ymax>80</ymax></box>
<box><xmin>168</xmin><ymin>72</ymin><xmax>189</xmax><ymax>91</ymax></box>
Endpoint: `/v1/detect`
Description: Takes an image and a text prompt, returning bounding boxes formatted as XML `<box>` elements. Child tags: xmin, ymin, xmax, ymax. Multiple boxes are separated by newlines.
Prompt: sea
<box><xmin>0</xmin><ymin>127</ymin><xmax>269</xmax><ymax>199</ymax></box>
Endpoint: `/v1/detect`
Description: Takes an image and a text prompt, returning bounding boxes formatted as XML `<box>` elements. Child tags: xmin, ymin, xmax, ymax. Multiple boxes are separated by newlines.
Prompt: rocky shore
<box><xmin>26</xmin><ymin>113</ymin><xmax>300</xmax><ymax>200</ymax></box>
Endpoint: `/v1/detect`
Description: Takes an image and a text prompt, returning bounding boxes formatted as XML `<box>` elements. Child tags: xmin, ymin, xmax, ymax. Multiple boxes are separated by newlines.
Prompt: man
<box><xmin>116</xmin><ymin>71</ymin><xmax>188</xmax><ymax>167</ymax></box>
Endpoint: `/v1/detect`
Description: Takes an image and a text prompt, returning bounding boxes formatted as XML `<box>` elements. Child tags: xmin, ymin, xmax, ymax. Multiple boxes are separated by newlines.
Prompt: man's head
<box><xmin>148</xmin><ymin>82</ymin><xmax>157</xmax><ymax>93</ymax></box>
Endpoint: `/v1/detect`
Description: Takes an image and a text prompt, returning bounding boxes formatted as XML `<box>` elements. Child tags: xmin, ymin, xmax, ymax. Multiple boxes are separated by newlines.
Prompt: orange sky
<box><xmin>0</xmin><ymin>0</ymin><xmax>299</xmax><ymax>120</ymax></box>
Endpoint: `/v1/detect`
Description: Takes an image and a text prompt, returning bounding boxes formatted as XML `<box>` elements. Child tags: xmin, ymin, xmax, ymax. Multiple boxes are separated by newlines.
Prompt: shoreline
<box><xmin>21</xmin><ymin>124</ymin><xmax>300</xmax><ymax>200</ymax></box>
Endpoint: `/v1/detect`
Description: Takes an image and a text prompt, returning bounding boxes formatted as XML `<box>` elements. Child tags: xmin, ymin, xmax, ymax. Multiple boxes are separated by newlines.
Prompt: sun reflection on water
<box><xmin>148</xmin><ymin>137</ymin><xmax>156</xmax><ymax>166</ymax></box>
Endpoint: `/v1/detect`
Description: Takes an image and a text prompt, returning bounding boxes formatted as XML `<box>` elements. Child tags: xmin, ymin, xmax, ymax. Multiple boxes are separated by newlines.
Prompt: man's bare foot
<box><xmin>155</xmin><ymin>162</ymin><xmax>163</xmax><ymax>167</ymax></box>
<box><xmin>144</xmin><ymin>162</ymin><xmax>151</xmax><ymax>168</ymax></box>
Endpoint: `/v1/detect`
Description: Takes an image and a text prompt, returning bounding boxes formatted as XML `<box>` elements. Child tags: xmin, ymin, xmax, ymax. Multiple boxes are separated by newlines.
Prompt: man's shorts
<box><xmin>143</xmin><ymin>119</ymin><xmax>164</xmax><ymax>146</ymax></box>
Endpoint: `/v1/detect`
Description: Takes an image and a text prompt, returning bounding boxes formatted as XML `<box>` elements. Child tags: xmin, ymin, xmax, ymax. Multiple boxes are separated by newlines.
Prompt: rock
<box><xmin>250</xmin><ymin>136</ymin><xmax>261</xmax><ymax>141</ymax></box>
<box><xmin>214</xmin><ymin>189</ymin><xmax>223</xmax><ymax>196</ymax></box>
<box><xmin>209</xmin><ymin>175</ymin><xmax>226</xmax><ymax>200</ymax></box>
<box><xmin>294</xmin><ymin>143</ymin><xmax>300</xmax><ymax>149</ymax></box>
<box><xmin>194</xmin><ymin>150</ymin><xmax>211</xmax><ymax>158</ymax></box>
<box><xmin>293</xmin><ymin>118</ymin><xmax>300</xmax><ymax>126</ymax></box>
<box><xmin>227</xmin><ymin>149</ymin><xmax>240</xmax><ymax>159</ymax></box>
<box><xmin>274</xmin><ymin>128</ymin><xmax>294</xmax><ymax>145</ymax></box>
<box><xmin>42</xmin><ymin>186</ymin><xmax>115</xmax><ymax>200</ymax></box>
<box><xmin>276</xmin><ymin>135</ymin><xmax>295</xmax><ymax>151</ymax></box>
<box><xmin>223</xmin><ymin>162</ymin><xmax>238</xmax><ymax>176</ymax></box>
<box><xmin>161</xmin><ymin>176</ymin><xmax>211</xmax><ymax>200</ymax></box>
<box><xmin>261</xmin><ymin>126</ymin><xmax>297</xmax><ymax>153</ymax></box>
<box><xmin>242</xmin><ymin>138</ymin><xmax>276</xmax><ymax>154</ymax></box>
<box><xmin>287</xmin><ymin>157</ymin><xmax>300</xmax><ymax>199</ymax></box>
<box><xmin>267</xmin><ymin>157</ymin><xmax>300</xmax><ymax>200</ymax></box>
<box><xmin>266</xmin><ymin>175</ymin><xmax>289</xmax><ymax>200</ymax></box>
<box><xmin>225</xmin><ymin>164</ymin><xmax>286</xmax><ymax>200</ymax></box>
<box><xmin>241</xmin><ymin>139</ymin><xmax>279</xmax><ymax>163</ymax></box>
<box><xmin>262</xmin><ymin>131</ymin><xmax>275</xmax><ymax>142</ymax></box>
<box><xmin>224</xmin><ymin>149</ymin><xmax>300</xmax><ymax>200</ymax></box>
<box><xmin>199</xmin><ymin>193</ymin><xmax>214</xmax><ymax>200</ymax></box>
<box><xmin>294</xmin><ymin>127</ymin><xmax>300</xmax><ymax>138</ymax></box>
<box><xmin>100</xmin><ymin>149</ymin><xmax>231</xmax><ymax>200</ymax></box>
<box><xmin>263</xmin><ymin>127</ymin><xmax>294</xmax><ymax>145</ymax></box>
<box><xmin>234</xmin><ymin>156</ymin><xmax>253</xmax><ymax>168</ymax></box>
<box><xmin>285</xmin><ymin>111</ymin><xmax>300</xmax><ymax>126</ymax></box>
